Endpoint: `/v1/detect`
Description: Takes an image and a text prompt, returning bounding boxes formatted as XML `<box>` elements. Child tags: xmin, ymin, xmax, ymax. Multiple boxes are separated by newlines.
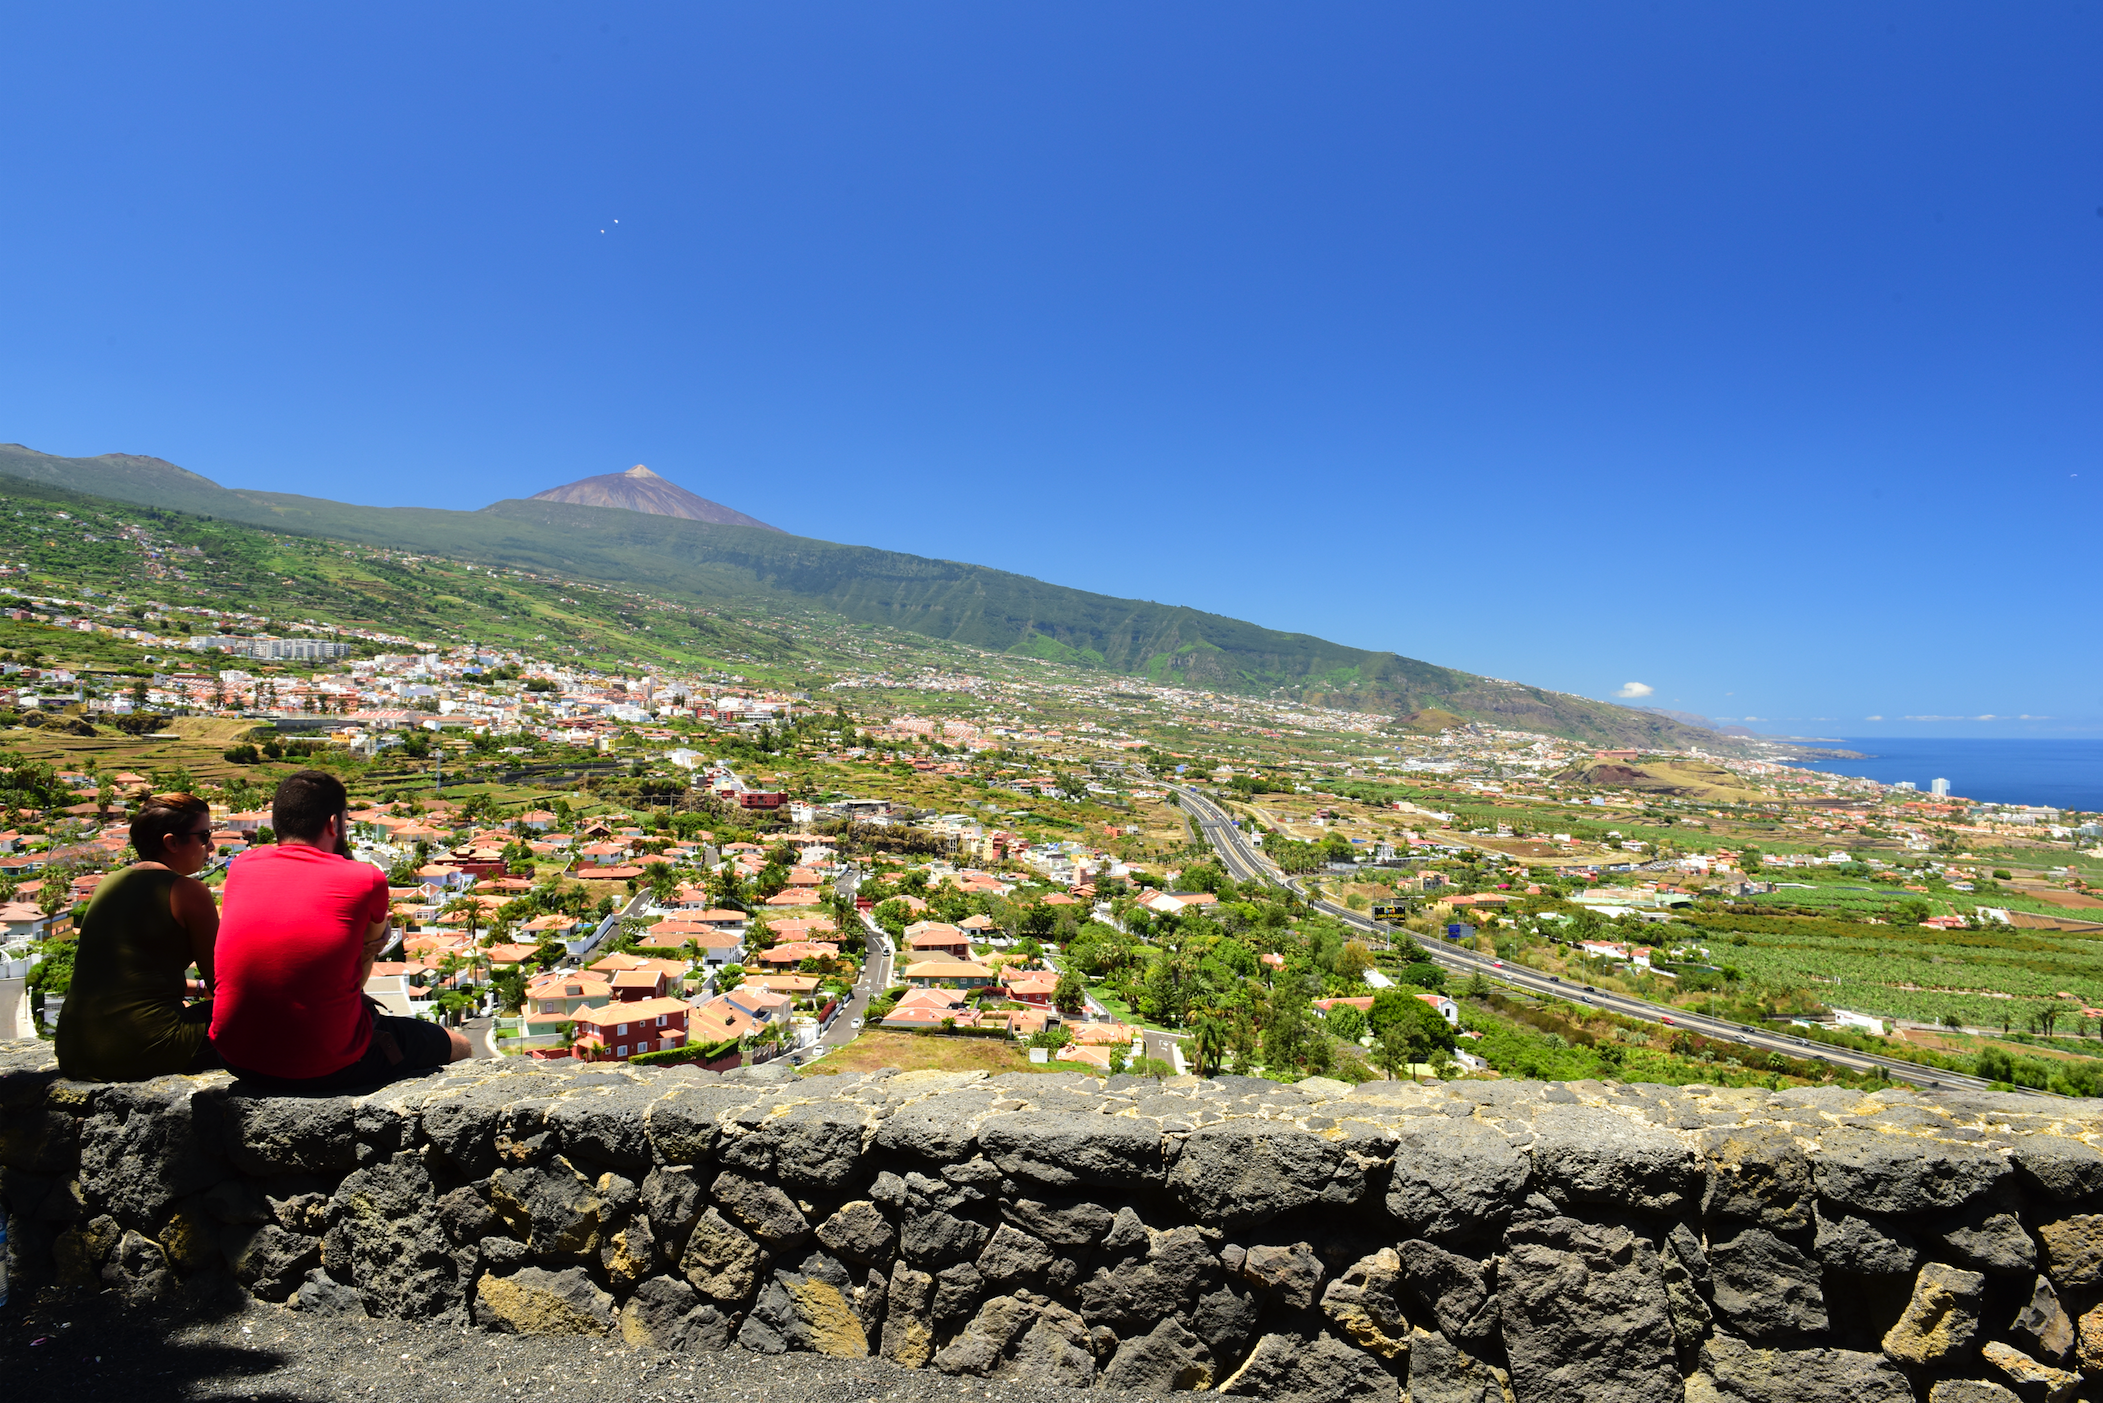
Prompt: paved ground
<box><xmin>0</xmin><ymin>1291</ymin><xmax>1153</xmax><ymax>1403</ymax></box>
<box><xmin>0</xmin><ymin>975</ymin><xmax>34</xmax><ymax>1041</ymax></box>
<box><xmin>817</xmin><ymin>915</ymin><xmax>891</xmax><ymax>1053</ymax></box>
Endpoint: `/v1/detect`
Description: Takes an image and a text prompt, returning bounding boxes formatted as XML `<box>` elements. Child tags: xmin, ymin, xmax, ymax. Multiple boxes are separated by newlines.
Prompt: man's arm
<box><xmin>358</xmin><ymin>918</ymin><xmax>389</xmax><ymax>986</ymax></box>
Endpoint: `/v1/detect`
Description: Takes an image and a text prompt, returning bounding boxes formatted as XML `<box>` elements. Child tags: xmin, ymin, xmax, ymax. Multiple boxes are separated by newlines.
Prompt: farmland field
<box><xmin>797</xmin><ymin>1029</ymin><xmax>1061</xmax><ymax>1077</ymax></box>
<box><xmin>1670</xmin><ymin>906</ymin><xmax>2103</xmax><ymax>1028</ymax></box>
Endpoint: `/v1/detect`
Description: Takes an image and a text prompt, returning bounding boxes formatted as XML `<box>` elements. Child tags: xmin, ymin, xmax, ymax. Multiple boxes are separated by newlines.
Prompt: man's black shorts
<box><xmin>221</xmin><ymin>1014</ymin><xmax>455</xmax><ymax>1094</ymax></box>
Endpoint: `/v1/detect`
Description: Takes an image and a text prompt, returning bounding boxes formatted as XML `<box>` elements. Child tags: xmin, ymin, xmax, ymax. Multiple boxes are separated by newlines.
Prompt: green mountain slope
<box><xmin>0</xmin><ymin>442</ymin><xmax>1725</xmax><ymax>748</ymax></box>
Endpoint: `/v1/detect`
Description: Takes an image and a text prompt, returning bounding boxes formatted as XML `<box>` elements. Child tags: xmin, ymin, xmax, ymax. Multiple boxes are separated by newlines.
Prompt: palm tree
<box><xmin>1192</xmin><ymin>1011</ymin><xmax>1228</xmax><ymax>1077</ymax></box>
<box><xmin>711</xmin><ymin>862</ymin><xmax>747</xmax><ymax>909</ymax></box>
<box><xmin>441</xmin><ymin>895</ymin><xmax>484</xmax><ymax>942</ymax></box>
<box><xmin>435</xmin><ymin>987</ymin><xmax>476</xmax><ymax>1027</ymax></box>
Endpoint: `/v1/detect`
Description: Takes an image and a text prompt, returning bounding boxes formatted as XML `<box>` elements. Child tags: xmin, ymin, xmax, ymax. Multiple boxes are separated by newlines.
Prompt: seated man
<box><xmin>211</xmin><ymin>769</ymin><xmax>470</xmax><ymax>1090</ymax></box>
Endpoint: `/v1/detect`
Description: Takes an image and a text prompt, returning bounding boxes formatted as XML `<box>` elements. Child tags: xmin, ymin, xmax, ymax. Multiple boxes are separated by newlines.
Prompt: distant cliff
<box><xmin>527</xmin><ymin>465</ymin><xmax>783</xmax><ymax>533</ymax></box>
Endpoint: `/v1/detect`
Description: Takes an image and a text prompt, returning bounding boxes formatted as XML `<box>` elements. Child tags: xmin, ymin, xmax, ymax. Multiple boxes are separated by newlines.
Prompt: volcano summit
<box><xmin>527</xmin><ymin>464</ymin><xmax>782</xmax><ymax>532</ymax></box>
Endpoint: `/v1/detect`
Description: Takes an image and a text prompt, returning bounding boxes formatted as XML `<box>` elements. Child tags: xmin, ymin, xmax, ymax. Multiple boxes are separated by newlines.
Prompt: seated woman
<box><xmin>55</xmin><ymin>793</ymin><xmax>222</xmax><ymax>1082</ymax></box>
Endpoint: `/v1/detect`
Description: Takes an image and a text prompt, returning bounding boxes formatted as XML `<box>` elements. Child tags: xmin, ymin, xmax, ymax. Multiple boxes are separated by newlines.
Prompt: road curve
<box><xmin>1172</xmin><ymin>785</ymin><xmax>2009</xmax><ymax>1096</ymax></box>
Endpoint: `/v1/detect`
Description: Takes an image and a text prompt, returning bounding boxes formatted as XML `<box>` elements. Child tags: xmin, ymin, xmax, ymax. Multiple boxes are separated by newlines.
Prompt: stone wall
<box><xmin>6</xmin><ymin>1039</ymin><xmax>2103</xmax><ymax>1403</ymax></box>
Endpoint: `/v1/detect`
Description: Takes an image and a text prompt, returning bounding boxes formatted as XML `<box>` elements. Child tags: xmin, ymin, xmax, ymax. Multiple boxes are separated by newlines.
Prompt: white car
<box><xmin>851</xmin><ymin>1018</ymin><xmax>862</xmax><ymax>1029</ymax></box>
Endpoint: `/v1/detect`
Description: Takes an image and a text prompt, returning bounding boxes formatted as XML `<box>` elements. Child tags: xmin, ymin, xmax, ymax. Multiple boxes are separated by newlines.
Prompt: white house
<box><xmin>1415</xmin><ymin>992</ymin><xmax>1460</xmax><ymax>1025</ymax></box>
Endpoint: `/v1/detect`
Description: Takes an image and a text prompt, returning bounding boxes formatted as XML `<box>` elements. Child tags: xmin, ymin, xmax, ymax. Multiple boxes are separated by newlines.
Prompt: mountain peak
<box><xmin>524</xmin><ymin>465</ymin><xmax>783</xmax><ymax>532</ymax></box>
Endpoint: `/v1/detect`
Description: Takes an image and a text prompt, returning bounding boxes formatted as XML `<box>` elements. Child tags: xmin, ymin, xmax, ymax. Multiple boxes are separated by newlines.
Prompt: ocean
<box><xmin>1785</xmin><ymin>738</ymin><xmax>2103</xmax><ymax>814</ymax></box>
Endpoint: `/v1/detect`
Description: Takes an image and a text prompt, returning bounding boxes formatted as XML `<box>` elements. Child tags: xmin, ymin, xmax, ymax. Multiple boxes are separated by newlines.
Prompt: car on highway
<box><xmin>1583</xmin><ymin>986</ymin><xmax>1596</xmax><ymax>993</ymax></box>
<box><xmin>1547</xmin><ymin>976</ymin><xmax>1561</xmax><ymax>984</ymax></box>
<box><xmin>1492</xmin><ymin>961</ymin><xmax>1504</xmax><ymax>969</ymax></box>
<box><xmin>1659</xmin><ymin>1016</ymin><xmax>1676</xmax><ymax>1025</ymax></box>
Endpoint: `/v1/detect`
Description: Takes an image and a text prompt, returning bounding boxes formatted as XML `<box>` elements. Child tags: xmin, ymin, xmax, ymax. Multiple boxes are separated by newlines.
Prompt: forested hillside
<box><xmin>0</xmin><ymin>442</ymin><xmax>1725</xmax><ymax>748</ymax></box>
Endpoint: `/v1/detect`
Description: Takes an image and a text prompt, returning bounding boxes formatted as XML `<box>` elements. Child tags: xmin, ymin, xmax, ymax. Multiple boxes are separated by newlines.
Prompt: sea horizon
<box><xmin>1779</xmin><ymin>736</ymin><xmax>2103</xmax><ymax>815</ymax></box>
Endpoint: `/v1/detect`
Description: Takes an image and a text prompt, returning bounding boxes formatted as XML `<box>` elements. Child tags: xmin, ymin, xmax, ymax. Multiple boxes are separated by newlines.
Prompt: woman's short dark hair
<box><xmin>273</xmin><ymin>768</ymin><xmax>349</xmax><ymax>843</ymax></box>
<box><xmin>131</xmin><ymin>792</ymin><xmax>210</xmax><ymax>863</ymax></box>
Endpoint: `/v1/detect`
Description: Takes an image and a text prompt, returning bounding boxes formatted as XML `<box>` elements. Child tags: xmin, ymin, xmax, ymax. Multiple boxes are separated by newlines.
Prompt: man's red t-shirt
<box><xmin>209</xmin><ymin>843</ymin><xmax>390</xmax><ymax>1079</ymax></box>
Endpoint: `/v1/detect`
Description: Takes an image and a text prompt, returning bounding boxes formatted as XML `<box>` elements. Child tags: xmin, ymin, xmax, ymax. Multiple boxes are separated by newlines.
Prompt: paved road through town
<box><xmin>813</xmin><ymin>867</ymin><xmax>892</xmax><ymax>1055</ymax></box>
<box><xmin>1173</xmin><ymin>785</ymin><xmax>2011</xmax><ymax>1096</ymax></box>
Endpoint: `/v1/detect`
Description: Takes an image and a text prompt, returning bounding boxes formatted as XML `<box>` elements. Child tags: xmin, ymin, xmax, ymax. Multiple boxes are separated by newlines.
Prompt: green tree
<box><xmin>1325</xmin><ymin>1002</ymin><xmax>1368</xmax><ymax>1043</ymax></box>
<box><xmin>1401</xmin><ymin>961</ymin><xmax>1447</xmax><ymax>991</ymax></box>
<box><xmin>1053</xmin><ymin>971</ymin><xmax>1087</xmax><ymax>1016</ymax></box>
<box><xmin>1263</xmin><ymin>989</ymin><xmax>1313</xmax><ymax>1071</ymax></box>
<box><xmin>1336</xmin><ymin>941</ymin><xmax>1373</xmax><ymax>981</ymax></box>
<box><xmin>441</xmin><ymin>895</ymin><xmax>484</xmax><ymax>942</ymax></box>
<box><xmin>1375</xmin><ymin>994</ymin><xmax>1457</xmax><ymax>1064</ymax></box>
<box><xmin>1373</xmin><ymin>1021</ymin><xmax>1412</xmax><ymax>1081</ymax></box>
<box><xmin>37</xmin><ymin>874</ymin><xmax>74</xmax><ymax>919</ymax></box>
<box><xmin>490</xmin><ymin>968</ymin><xmax>526</xmax><ymax>1014</ymax></box>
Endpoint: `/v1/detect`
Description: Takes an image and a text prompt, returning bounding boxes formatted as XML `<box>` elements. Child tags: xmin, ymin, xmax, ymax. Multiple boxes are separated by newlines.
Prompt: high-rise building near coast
<box><xmin>1932</xmin><ymin>777</ymin><xmax>1951</xmax><ymax>798</ymax></box>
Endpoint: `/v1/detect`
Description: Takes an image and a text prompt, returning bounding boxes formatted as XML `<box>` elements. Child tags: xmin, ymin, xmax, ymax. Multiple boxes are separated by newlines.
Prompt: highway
<box><xmin>1172</xmin><ymin>785</ymin><xmax>2007</xmax><ymax>1095</ymax></box>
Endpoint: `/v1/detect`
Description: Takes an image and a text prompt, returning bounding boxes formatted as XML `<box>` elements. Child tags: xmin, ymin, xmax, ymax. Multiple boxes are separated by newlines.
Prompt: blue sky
<box><xmin>2</xmin><ymin>4</ymin><xmax>2097</xmax><ymax>737</ymax></box>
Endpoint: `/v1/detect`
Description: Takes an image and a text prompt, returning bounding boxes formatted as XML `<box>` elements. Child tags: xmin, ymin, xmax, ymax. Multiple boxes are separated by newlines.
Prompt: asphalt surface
<box><xmin>815</xmin><ymin>911</ymin><xmax>891</xmax><ymax>1053</ymax></box>
<box><xmin>1140</xmin><ymin>1028</ymin><xmax>1186</xmax><ymax>1073</ymax></box>
<box><xmin>0</xmin><ymin>973</ymin><xmax>33</xmax><ymax>1041</ymax></box>
<box><xmin>1173</xmin><ymin>785</ymin><xmax>2007</xmax><ymax>1095</ymax></box>
<box><xmin>0</xmin><ymin>1291</ymin><xmax>1156</xmax><ymax>1403</ymax></box>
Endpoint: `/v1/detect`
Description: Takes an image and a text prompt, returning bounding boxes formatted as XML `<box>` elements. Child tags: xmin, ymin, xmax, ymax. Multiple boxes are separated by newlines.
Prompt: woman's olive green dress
<box><xmin>54</xmin><ymin>867</ymin><xmax>217</xmax><ymax>1081</ymax></box>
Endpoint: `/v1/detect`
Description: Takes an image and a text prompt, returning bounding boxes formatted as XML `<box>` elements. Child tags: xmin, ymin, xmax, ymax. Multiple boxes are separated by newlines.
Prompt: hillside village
<box><xmin>0</xmin><ymin>541</ymin><xmax>2101</xmax><ymax>1096</ymax></box>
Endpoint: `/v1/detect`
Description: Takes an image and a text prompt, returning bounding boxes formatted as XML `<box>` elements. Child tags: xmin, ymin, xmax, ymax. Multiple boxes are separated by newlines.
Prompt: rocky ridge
<box><xmin>6</xmin><ymin>1038</ymin><xmax>2103</xmax><ymax>1403</ymax></box>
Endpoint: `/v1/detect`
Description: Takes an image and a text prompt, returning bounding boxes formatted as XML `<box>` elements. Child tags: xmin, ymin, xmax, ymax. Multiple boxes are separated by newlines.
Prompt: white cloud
<box><xmin>1864</xmin><ymin>716</ymin><xmax>1884</xmax><ymax>721</ymax></box>
<box><xmin>1615</xmin><ymin>682</ymin><xmax>1654</xmax><ymax>699</ymax></box>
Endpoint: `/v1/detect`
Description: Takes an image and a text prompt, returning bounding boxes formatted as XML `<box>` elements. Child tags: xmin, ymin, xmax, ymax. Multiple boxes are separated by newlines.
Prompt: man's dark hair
<box><xmin>273</xmin><ymin>769</ymin><xmax>349</xmax><ymax>844</ymax></box>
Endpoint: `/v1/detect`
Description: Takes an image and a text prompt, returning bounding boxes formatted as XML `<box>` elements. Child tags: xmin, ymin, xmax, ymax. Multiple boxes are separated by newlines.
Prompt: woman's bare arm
<box><xmin>170</xmin><ymin>875</ymin><xmax>220</xmax><ymax>991</ymax></box>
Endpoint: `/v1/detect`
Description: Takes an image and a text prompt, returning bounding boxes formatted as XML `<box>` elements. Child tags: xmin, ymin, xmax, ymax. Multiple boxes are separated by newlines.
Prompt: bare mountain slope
<box><xmin>527</xmin><ymin>464</ymin><xmax>782</xmax><ymax>532</ymax></box>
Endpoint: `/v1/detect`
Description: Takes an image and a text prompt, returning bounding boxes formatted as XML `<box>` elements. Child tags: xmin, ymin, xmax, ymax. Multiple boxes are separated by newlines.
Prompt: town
<box><xmin>1</xmin><ymin>525</ymin><xmax>2101</xmax><ymax>1102</ymax></box>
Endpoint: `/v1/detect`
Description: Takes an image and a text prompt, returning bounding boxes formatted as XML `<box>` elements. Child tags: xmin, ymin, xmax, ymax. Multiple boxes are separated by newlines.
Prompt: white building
<box><xmin>1415</xmin><ymin>993</ymin><xmax>1460</xmax><ymax>1025</ymax></box>
<box><xmin>1931</xmin><ymin>778</ymin><xmax>1951</xmax><ymax>798</ymax></box>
